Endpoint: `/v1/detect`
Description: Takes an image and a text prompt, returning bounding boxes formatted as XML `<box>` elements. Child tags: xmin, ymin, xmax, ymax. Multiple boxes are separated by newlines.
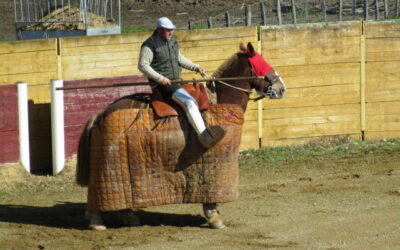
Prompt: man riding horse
<box><xmin>138</xmin><ymin>17</ymin><xmax>226</xmax><ymax>148</ymax></box>
<box><xmin>78</xmin><ymin>19</ymin><xmax>286</xmax><ymax>230</ymax></box>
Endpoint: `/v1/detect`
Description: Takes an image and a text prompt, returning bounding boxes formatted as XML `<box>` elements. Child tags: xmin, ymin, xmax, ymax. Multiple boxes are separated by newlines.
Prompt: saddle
<box><xmin>151</xmin><ymin>82</ymin><xmax>211</xmax><ymax>117</ymax></box>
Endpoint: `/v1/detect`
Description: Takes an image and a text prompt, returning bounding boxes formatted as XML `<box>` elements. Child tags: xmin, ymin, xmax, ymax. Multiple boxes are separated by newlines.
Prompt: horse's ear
<box><xmin>239</xmin><ymin>43</ymin><xmax>246</xmax><ymax>52</ymax></box>
<box><xmin>247</xmin><ymin>42</ymin><xmax>256</xmax><ymax>56</ymax></box>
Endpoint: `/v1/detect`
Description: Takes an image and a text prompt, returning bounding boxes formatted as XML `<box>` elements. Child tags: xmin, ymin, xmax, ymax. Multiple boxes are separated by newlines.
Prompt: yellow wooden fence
<box><xmin>261</xmin><ymin>22</ymin><xmax>362</xmax><ymax>146</ymax></box>
<box><xmin>365</xmin><ymin>21</ymin><xmax>400</xmax><ymax>140</ymax></box>
<box><xmin>0</xmin><ymin>21</ymin><xmax>399</xmax><ymax>168</ymax></box>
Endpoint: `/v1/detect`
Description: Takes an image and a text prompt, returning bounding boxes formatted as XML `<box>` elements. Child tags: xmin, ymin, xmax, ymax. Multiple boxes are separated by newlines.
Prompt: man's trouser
<box><xmin>172</xmin><ymin>88</ymin><xmax>225</xmax><ymax>148</ymax></box>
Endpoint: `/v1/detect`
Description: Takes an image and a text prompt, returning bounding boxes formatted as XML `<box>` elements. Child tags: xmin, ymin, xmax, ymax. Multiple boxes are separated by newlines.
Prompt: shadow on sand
<box><xmin>0</xmin><ymin>202</ymin><xmax>207</xmax><ymax>230</ymax></box>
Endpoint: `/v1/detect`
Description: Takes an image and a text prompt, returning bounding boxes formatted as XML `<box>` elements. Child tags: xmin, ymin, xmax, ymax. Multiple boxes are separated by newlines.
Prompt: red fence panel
<box><xmin>0</xmin><ymin>84</ymin><xmax>19</xmax><ymax>164</ymax></box>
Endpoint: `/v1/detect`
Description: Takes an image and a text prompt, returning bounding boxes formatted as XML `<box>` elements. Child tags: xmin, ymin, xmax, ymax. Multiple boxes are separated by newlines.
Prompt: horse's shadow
<box><xmin>0</xmin><ymin>202</ymin><xmax>207</xmax><ymax>230</ymax></box>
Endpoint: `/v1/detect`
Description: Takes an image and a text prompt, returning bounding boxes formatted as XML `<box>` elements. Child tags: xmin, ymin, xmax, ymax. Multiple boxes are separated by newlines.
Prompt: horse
<box><xmin>76</xmin><ymin>42</ymin><xmax>286</xmax><ymax>230</ymax></box>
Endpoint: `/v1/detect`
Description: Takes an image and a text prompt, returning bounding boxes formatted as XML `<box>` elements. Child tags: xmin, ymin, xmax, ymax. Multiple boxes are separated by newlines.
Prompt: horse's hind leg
<box><xmin>85</xmin><ymin>210</ymin><xmax>106</xmax><ymax>230</ymax></box>
<box><xmin>203</xmin><ymin>203</ymin><xmax>226</xmax><ymax>229</ymax></box>
<box><xmin>117</xmin><ymin>209</ymin><xmax>141</xmax><ymax>227</ymax></box>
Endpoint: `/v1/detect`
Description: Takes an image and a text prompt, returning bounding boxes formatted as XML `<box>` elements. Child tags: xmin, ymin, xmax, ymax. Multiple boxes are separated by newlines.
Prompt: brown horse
<box><xmin>76</xmin><ymin>42</ymin><xmax>286</xmax><ymax>230</ymax></box>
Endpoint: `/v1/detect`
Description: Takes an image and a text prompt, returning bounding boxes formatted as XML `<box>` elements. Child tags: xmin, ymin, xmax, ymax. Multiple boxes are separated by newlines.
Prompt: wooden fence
<box><xmin>0</xmin><ymin>84</ymin><xmax>19</xmax><ymax>164</ymax></box>
<box><xmin>189</xmin><ymin>0</ymin><xmax>400</xmax><ymax>29</ymax></box>
<box><xmin>261</xmin><ymin>22</ymin><xmax>362</xmax><ymax>146</ymax></box>
<box><xmin>0</xmin><ymin>21</ymin><xmax>399</xmax><ymax>172</ymax></box>
<box><xmin>365</xmin><ymin>21</ymin><xmax>400</xmax><ymax>139</ymax></box>
<box><xmin>0</xmin><ymin>39</ymin><xmax>57</xmax><ymax>172</ymax></box>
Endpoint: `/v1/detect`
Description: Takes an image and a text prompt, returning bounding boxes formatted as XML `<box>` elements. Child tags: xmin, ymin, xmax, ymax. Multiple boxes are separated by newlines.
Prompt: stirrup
<box><xmin>198</xmin><ymin>125</ymin><xmax>226</xmax><ymax>148</ymax></box>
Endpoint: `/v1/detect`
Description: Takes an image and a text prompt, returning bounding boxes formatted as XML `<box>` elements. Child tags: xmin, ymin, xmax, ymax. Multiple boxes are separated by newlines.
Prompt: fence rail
<box><xmin>187</xmin><ymin>0</ymin><xmax>400</xmax><ymax>29</ymax></box>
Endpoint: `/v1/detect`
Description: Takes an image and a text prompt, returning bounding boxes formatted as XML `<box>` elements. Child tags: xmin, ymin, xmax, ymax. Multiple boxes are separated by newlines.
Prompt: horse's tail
<box><xmin>76</xmin><ymin>114</ymin><xmax>99</xmax><ymax>187</ymax></box>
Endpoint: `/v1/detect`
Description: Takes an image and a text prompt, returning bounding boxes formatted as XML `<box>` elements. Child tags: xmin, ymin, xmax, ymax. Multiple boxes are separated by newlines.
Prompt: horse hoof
<box><xmin>203</xmin><ymin>204</ymin><xmax>226</xmax><ymax>229</ymax></box>
<box><xmin>89</xmin><ymin>224</ymin><xmax>107</xmax><ymax>230</ymax></box>
<box><xmin>209</xmin><ymin>220</ymin><xmax>226</xmax><ymax>229</ymax></box>
<box><xmin>85</xmin><ymin>210</ymin><xmax>106</xmax><ymax>230</ymax></box>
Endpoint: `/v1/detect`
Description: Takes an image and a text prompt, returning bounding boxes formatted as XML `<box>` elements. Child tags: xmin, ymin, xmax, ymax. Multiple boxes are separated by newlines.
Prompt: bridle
<box><xmin>211</xmin><ymin>78</ymin><xmax>269</xmax><ymax>100</ymax></box>
<box><xmin>208</xmin><ymin>69</ymin><xmax>278</xmax><ymax>102</ymax></box>
<box><xmin>204</xmin><ymin>55</ymin><xmax>283</xmax><ymax>101</ymax></box>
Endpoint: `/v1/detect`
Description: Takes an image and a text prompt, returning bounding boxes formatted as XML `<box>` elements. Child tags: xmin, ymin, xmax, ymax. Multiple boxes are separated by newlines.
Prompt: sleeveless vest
<box><xmin>142</xmin><ymin>32</ymin><xmax>181</xmax><ymax>81</ymax></box>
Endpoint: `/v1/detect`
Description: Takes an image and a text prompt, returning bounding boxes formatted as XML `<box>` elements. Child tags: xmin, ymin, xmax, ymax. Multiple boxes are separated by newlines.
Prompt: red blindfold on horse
<box><xmin>244</xmin><ymin>50</ymin><xmax>273</xmax><ymax>77</ymax></box>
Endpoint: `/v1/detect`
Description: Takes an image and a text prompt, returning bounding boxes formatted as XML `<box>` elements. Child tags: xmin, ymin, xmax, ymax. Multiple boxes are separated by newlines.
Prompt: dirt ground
<box><xmin>0</xmin><ymin>153</ymin><xmax>399</xmax><ymax>250</ymax></box>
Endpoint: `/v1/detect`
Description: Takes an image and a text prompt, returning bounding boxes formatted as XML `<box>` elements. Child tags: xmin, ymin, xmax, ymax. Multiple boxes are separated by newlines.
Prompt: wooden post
<box><xmin>25</xmin><ymin>0</ymin><xmax>31</xmax><ymax>21</ymax></box>
<box><xmin>339</xmin><ymin>0</ymin><xmax>343</xmax><ymax>21</ymax></box>
<box><xmin>291</xmin><ymin>0</ymin><xmax>297</xmax><ymax>24</ymax></box>
<box><xmin>277</xmin><ymin>0</ymin><xmax>282</xmax><ymax>25</ymax></box>
<box><xmin>66</xmin><ymin>1</ymin><xmax>70</xmax><ymax>20</ymax></box>
<box><xmin>14</xmin><ymin>0</ymin><xmax>18</xmax><ymax>22</ymax></box>
<box><xmin>352</xmin><ymin>0</ymin><xmax>356</xmax><ymax>20</ymax></box>
<box><xmin>33</xmin><ymin>0</ymin><xmax>37</xmax><ymax>20</ymax></box>
<box><xmin>207</xmin><ymin>17</ymin><xmax>213</xmax><ymax>28</ymax></box>
<box><xmin>260</xmin><ymin>2</ymin><xmax>266</xmax><ymax>26</ymax></box>
<box><xmin>365</xmin><ymin>0</ymin><xmax>369</xmax><ymax>20</ymax></box>
<box><xmin>16</xmin><ymin>82</ymin><xmax>31</xmax><ymax>173</ymax></box>
<box><xmin>47</xmin><ymin>0</ymin><xmax>51</xmax><ymax>21</ymax></box>
<box><xmin>383</xmin><ymin>0</ymin><xmax>388</xmax><ymax>19</ymax></box>
<box><xmin>256</xmin><ymin>41</ymin><xmax>263</xmax><ymax>148</ymax></box>
<box><xmin>104</xmin><ymin>0</ymin><xmax>108</xmax><ymax>19</ymax></box>
<box><xmin>375</xmin><ymin>0</ymin><xmax>380</xmax><ymax>20</ymax></box>
<box><xmin>396</xmin><ymin>0</ymin><xmax>399</xmax><ymax>16</ymax></box>
<box><xmin>246</xmin><ymin>4</ymin><xmax>252</xmax><ymax>26</ymax></box>
<box><xmin>323</xmin><ymin>0</ymin><xmax>327</xmax><ymax>22</ymax></box>
<box><xmin>51</xmin><ymin>79</ymin><xmax>65</xmax><ymax>175</ymax></box>
<box><xmin>56</xmin><ymin>38</ymin><xmax>62</xmax><ymax>80</ymax></box>
<box><xmin>305</xmin><ymin>0</ymin><xmax>309</xmax><ymax>22</ymax></box>
<box><xmin>257</xmin><ymin>93</ymin><xmax>263</xmax><ymax>148</ymax></box>
<box><xmin>225</xmin><ymin>12</ymin><xmax>231</xmax><ymax>27</ymax></box>
<box><xmin>360</xmin><ymin>20</ymin><xmax>366</xmax><ymax>139</ymax></box>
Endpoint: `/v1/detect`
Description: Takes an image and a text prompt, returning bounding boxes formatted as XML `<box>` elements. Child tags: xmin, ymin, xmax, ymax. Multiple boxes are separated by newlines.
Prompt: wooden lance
<box><xmin>55</xmin><ymin>76</ymin><xmax>264</xmax><ymax>91</ymax></box>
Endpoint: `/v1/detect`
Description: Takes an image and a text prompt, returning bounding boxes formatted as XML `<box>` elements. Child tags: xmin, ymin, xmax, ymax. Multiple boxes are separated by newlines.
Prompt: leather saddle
<box><xmin>151</xmin><ymin>83</ymin><xmax>211</xmax><ymax>118</ymax></box>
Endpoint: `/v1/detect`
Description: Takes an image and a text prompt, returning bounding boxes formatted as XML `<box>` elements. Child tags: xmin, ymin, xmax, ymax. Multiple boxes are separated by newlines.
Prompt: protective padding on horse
<box><xmin>86</xmin><ymin>104</ymin><xmax>243</xmax><ymax>211</ymax></box>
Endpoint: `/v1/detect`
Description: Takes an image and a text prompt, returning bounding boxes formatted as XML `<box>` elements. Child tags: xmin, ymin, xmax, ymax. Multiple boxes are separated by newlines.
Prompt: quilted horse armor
<box><xmin>86</xmin><ymin>95</ymin><xmax>244</xmax><ymax>211</ymax></box>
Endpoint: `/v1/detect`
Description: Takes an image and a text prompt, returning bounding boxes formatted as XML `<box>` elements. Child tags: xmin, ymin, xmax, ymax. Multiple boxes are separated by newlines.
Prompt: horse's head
<box><xmin>240</xmin><ymin>42</ymin><xmax>286</xmax><ymax>99</ymax></box>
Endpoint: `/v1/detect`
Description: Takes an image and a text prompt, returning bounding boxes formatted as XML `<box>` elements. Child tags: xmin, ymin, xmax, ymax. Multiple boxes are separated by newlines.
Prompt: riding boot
<box><xmin>198</xmin><ymin>125</ymin><xmax>226</xmax><ymax>149</ymax></box>
<box><xmin>172</xmin><ymin>88</ymin><xmax>226</xmax><ymax>148</ymax></box>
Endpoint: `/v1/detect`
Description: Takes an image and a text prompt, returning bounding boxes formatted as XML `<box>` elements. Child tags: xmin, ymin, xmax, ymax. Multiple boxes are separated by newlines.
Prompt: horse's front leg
<box><xmin>86</xmin><ymin>209</ymin><xmax>140</xmax><ymax>230</ymax></box>
<box><xmin>85</xmin><ymin>210</ymin><xmax>106</xmax><ymax>230</ymax></box>
<box><xmin>203</xmin><ymin>203</ymin><xmax>226</xmax><ymax>229</ymax></box>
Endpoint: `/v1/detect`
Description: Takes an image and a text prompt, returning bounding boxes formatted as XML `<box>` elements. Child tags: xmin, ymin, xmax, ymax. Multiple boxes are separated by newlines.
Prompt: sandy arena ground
<box><xmin>0</xmin><ymin>154</ymin><xmax>399</xmax><ymax>249</ymax></box>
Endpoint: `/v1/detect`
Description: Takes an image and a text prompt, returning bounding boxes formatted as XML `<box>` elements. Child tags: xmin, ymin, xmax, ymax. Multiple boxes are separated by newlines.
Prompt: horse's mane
<box><xmin>212</xmin><ymin>43</ymin><xmax>254</xmax><ymax>78</ymax></box>
<box><xmin>211</xmin><ymin>53</ymin><xmax>239</xmax><ymax>78</ymax></box>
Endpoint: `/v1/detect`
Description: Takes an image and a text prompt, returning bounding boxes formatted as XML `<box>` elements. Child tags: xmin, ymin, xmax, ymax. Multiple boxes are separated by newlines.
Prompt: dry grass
<box><xmin>22</xmin><ymin>6</ymin><xmax>117</xmax><ymax>31</ymax></box>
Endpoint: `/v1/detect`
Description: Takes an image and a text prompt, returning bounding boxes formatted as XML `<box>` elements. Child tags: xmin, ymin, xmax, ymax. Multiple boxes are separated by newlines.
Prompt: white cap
<box><xmin>156</xmin><ymin>17</ymin><xmax>176</xmax><ymax>29</ymax></box>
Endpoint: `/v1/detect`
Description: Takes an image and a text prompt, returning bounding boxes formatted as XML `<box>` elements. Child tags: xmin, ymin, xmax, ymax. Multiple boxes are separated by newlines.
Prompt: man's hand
<box><xmin>159</xmin><ymin>77</ymin><xmax>171</xmax><ymax>85</ymax></box>
<box><xmin>196</xmin><ymin>67</ymin><xmax>206</xmax><ymax>77</ymax></box>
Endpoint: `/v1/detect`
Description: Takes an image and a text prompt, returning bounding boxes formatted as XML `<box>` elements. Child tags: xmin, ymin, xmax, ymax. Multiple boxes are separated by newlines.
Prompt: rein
<box><xmin>213</xmin><ymin>79</ymin><xmax>269</xmax><ymax>100</ymax></box>
<box><xmin>204</xmin><ymin>66</ymin><xmax>270</xmax><ymax>101</ymax></box>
